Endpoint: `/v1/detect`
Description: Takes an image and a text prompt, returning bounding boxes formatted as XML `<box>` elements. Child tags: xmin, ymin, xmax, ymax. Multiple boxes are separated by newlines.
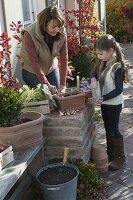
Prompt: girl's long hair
<box><xmin>94</xmin><ymin>34</ymin><xmax>127</xmax><ymax>81</ymax></box>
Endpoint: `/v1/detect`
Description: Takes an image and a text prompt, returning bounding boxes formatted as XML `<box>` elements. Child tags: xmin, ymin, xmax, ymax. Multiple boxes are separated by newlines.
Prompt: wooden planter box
<box><xmin>0</xmin><ymin>145</ymin><xmax>14</xmax><ymax>170</ymax></box>
<box><xmin>22</xmin><ymin>100</ymin><xmax>50</xmax><ymax>114</ymax></box>
<box><xmin>53</xmin><ymin>92</ymin><xmax>86</xmax><ymax>111</ymax></box>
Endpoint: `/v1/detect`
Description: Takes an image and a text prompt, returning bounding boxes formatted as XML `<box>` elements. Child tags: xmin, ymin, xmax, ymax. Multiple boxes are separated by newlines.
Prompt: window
<box><xmin>46</xmin><ymin>0</ymin><xmax>59</xmax><ymax>7</ymax></box>
<box><xmin>22</xmin><ymin>0</ymin><xmax>35</xmax><ymax>27</ymax></box>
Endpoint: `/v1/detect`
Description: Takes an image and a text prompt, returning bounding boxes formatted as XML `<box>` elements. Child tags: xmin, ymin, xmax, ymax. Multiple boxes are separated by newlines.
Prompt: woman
<box><xmin>21</xmin><ymin>6</ymin><xmax>68</xmax><ymax>93</ymax></box>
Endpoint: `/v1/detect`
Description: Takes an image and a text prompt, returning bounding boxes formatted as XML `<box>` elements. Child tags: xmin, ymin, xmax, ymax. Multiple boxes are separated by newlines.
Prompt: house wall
<box><xmin>1</xmin><ymin>0</ymin><xmax>105</xmax><ymax>82</ymax></box>
<box><xmin>32</xmin><ymin>0</ymin><xmax>47</xmax><ymax>21</ymax></box>
<box><xmin>3</xmin><ymin>0</ymin><xmax>23</xmax><ymax>78</ymax></box>
<box><xmin>100</xmin><ymin>0</ymin><xmax>106</xmax><ymax>33</ymax></box>
<box><xmin>3</xmin><ymin>0</ymin><xmax>47</xmax><ymax>82</ymax></box>
<box><xmin>0</xmin><ymin>0</ymin><xmax>6</xmax><ymax>34</ymax></box>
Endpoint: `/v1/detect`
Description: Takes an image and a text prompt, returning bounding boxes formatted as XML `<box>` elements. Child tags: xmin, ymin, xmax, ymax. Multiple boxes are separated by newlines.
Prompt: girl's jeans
<box><xmin>22</xmin><ymin>68</ymin><xmax>60</xmax><ymax>89</ymax></box>
<box><xmin>101</xmin><ymin>104</ymin><xmax>122</xmax><ymax>138</ymax></box>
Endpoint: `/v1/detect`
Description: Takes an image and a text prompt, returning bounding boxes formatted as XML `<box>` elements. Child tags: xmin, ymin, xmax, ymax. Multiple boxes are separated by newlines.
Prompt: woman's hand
<box><xmin>58</xmin><ymin>85</ymin><xmax>66</xmax><ymax>93</ymax></box>
<box><xmin>37</xmin><ymin>73</ymin><xmax>48</xmax><ymax>84</ymax></box>
<box><xmin>48</xmin><ymin>84</ymin><xmax>58</xmax><ymax>94</ymax></box>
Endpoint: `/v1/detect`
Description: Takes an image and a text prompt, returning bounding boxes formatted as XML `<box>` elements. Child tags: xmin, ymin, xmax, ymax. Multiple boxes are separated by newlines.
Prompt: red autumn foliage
<box><xmin>0</xmin><ymin>29</ymin><xmax>22</xmax><ymax>90</ymax></box>
<box><xmin>65</xmin><ymin>0</ymin><xmax>102</xmax><ymax>57</ymax></box>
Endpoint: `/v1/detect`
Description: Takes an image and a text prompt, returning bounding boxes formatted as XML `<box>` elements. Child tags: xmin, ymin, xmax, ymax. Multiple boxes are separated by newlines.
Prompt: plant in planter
<box><xmin>21</xmin><ymin>84</ymin><xmax>57</xmax><ymax>114</ymax></box>
<box><xmin>33</xmin><ymin>159</ymin><xmax>107</xmax><ymax>200</ymax></box>
<box><xmin>0</xmin><ymin>32</ymin><xmax>45</xmax><ymax>151</ymax></box>
<box><xmin>0</xmin><ymin>32</ymin><xmax>23</xmax><ymax>128</ymax></box>
<box><xmin>0</xmin><ymin>86</ymin><xmax>23</xmax><ymax>127</ymax></box>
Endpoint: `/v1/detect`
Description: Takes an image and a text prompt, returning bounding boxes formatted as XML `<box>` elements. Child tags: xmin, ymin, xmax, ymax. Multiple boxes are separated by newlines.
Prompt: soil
<box><xmin>8</xmin><ymin>118</ymin><xmax>32</xmax><ymax>126</ymax></box>
<box><xmin>37</xmin><ymin>165</ymin><xmax>78</xmax><ymax>185</ymax></box>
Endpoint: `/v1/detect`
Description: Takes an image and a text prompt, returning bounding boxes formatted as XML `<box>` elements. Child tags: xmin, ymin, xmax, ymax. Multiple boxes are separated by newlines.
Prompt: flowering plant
<box><xmin>0</xmin><ymin>32</ymin><xmax>21</xmax><ymax>90</ymax></box>
<box><xmin>65</xmin><ymin>0</ymin><xmax>102</xmax><ymax>84</ymax></box>
<box><xmin>65</xmin><ymin>0</ymin><xmax>102</xmax><ymax>57</ymax></box>
<box><xmin>0</xmin><ymin>30</ymin><xmax>23</xmax><ymax>127</ymax></box>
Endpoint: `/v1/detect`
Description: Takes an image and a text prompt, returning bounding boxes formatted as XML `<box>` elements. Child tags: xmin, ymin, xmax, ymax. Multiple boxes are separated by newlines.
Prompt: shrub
<box><xmin>64</xmin><ymin>0</ymin><xmax>103</xmax><ymax>84</ymax></box>
<box><xmin>106</xmin><ymin>0</ymin><xmax>133</xmax><ymax>43</ymax></box>
<box><xmin>66</xmin><ymin>0</ymin><xmax>103</xmax><ymax>57</ymax></box>
<box><xmin>0</xmin><ymin>87</ymin><xmax>23</xmax><ymax>127</ymax></box>
<box><xmin>70</xmin><ymin>160</ymin><xmax>107</xmax><ymax>200</ymax></box>
<box><xmin>67</xmin><ymin>52</ymin><xmax>94</xmax><ymax>86</ymax></box>
<box><xmin>0</xmin><ymin>29</ymin><xmax>23</xmax><ymax>127</ymax></box>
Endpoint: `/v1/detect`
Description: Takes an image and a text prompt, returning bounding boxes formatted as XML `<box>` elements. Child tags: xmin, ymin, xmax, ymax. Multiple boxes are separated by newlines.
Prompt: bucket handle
<box><xmin>46</xmin><ymin>187</ymin><xmax>61</xmax><ymax>191</ymax></box>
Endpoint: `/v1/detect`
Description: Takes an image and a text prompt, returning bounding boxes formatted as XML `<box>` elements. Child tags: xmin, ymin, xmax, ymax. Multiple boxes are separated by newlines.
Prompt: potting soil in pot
<box><xmin>37</xmin><ymin>165</ymin><xmax>77</xmax><ymax>185</ymax></box>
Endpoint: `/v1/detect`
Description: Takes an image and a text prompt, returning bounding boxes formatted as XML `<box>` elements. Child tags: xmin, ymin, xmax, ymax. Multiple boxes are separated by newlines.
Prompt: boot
<box><xmin>109</xmin><ymin>137</ymin><xmax>126</xmax><ymax>170</ymax></box>
<box><xmin>106</xmin><ymin>134</ymin><xmax>114</xmax><ymax>162</ymax></box>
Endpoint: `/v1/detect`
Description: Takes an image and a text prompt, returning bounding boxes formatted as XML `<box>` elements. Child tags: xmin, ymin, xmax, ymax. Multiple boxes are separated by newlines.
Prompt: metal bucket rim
<box><xmin>36</xmin><ymin>162</ymin><xmax>79</xmax><ymax>187</ymax></box>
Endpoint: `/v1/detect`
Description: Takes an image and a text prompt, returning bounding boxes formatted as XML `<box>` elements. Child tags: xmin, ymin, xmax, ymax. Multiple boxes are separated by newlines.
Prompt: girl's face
<box><xmin>46</xmin><ymin>19</ymin><xmax>61</xmax><ymax>36</ymax></box>
<box><xmin>96</xmin><ymin>48</ymin><xmax>114</xmax><ymax>62</ymax></box>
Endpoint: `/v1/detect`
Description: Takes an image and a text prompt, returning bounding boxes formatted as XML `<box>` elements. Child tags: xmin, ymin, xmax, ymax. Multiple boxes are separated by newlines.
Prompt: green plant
<box><xmin>106</xmin><ymin>0</ymin><xmax>133</xmax><ymax>43</ymax></box>
<box><xmin>0</xmin><ymin>87</ymin><xmax>23</xmax><ymax>127</ymax></box>
<box><xmin>64</xmin><ymin>0</ymin><xmax>102</xmax><ymax>84</ymax></box>
<box><xmin>70</xmin><ymin>160</ymin><xmax>106</xmax><ymax>200</ymax></box>
<box><xmin>72</xmin><ymin>52</ymin><xmax>94</xmax><ymax>78</ymax></box>
<box><xmin>0</xmin><ymin>31</ymin><xmax>24</xmax><ymax>127</ymax></box>
<box><xmin>21</xmin><ymin>84</ymin><xmax>57</xmax><ymax>109</ymax></box>
<box><xmin>21</xmin><ymin>85</ymin><xmax>47</xmax><ymax>103</ymax></box>
<box><xmin>95</xmin><ymin>109</ymin><xmax>102</xmax><ymax>123</ymax></box>
<box><xmin>67</xmin><ymin>52</ymin><xmax>94</xmax><ymax>86</ymax></box>
<box><xmin>65</xmin><ymin>0</ymin><xmax>102</xmax><ymax>57</ymax></box>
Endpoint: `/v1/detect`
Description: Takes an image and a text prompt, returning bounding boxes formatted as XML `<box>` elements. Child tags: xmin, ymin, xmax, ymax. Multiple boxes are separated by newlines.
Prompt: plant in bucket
<box><xmin>36</xmin><ymin>147</ymin><xmax>79</xmax><ymax>200</ymax></box>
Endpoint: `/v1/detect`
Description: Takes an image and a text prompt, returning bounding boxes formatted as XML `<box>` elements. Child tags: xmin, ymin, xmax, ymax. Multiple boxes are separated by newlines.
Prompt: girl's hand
<box><xmin>96</xmin><ymin>98</ymin><xmax>103</xmax><ymax>105</ymax></box>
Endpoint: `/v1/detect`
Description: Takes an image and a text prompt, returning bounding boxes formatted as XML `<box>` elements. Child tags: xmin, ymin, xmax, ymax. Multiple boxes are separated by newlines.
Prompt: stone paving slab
<box><xmin>121</xmin><ymin>44</ymin><xmax>133</xmax><ymax>66</ymax></box>
<box><xmin>106</xmin><ymin>182</ymin><xmax>133</xmax><ymax>200</ymax></box>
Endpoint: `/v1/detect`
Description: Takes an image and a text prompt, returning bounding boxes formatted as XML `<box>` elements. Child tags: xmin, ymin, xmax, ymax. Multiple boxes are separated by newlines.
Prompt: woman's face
<box><xmin>96</xmin><ymin>48</ymin><xmax>114</xmax><ymax>62</ymax></box>
<box><xmin>46</xmin><ymin>19</ymin><xmax>61</xmax><ymax>36</ymax></box>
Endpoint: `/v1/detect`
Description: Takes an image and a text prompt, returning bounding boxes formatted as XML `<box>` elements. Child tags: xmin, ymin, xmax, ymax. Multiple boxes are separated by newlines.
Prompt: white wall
<box><xmin>4</xmin><ymin>0</ymin><xmax>23</xmax><ymax>78</ymax></box>
<box><xmin>33</xmin><ymin>0</ymin><xmax>47</xmax><ymax>20</ymax></box>
<box><xmin>100</xmin><ymin>0</ymin><xmax>106</xmax><ymax>33</ymax></box>
<box><xmin>3</xmin><ymin>0</ymin><xmax>47</xmax><ymax>82</ymax></box>
<box><xmin>0</xmin><ymin>1</ymin><xmax>5</xmax><ymax>34</ymax></box>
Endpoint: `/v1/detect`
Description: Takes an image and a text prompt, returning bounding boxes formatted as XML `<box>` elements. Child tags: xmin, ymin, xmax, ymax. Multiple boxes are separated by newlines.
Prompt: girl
<box><xmin>91</xmin><ymin>34</ymin><xmax>126</xmax><ymax>170</ymax></box>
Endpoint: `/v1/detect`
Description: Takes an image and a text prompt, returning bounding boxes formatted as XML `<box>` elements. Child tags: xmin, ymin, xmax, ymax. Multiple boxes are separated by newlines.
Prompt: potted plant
<box><xmin>34</xmin><ymin>159</ymin><xmax>107</xmax><ymax>200</ymax></box>
<box><xmin>36</xmin><ymin>147</ymin><xmax>79</xmax><ymax>200</ymax></box>
<box><xmin>0</xmin><ymin>32</ymin><xmax>45</xmax><ymax>151</ymax></box>
<box><xmin>21</xmin><ymin>84</ymin><xmax>57</xmax><ymax>114</ymax></box>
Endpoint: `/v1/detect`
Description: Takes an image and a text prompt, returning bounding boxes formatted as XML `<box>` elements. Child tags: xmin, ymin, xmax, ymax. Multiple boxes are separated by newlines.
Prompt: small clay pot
<box><xmin>92</xmin><ymin>144</ymin><xmax>108</xmax><ymax>172</ymax></box>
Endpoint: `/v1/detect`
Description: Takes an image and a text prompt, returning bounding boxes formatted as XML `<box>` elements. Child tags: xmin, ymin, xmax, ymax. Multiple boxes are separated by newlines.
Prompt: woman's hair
<box><xmin>37</xmin><ymin>6</ymin><xmax>64</xmax><ymax>39</ymax></box>
<box><xmin>94</xmin><ymin>34</ymin><xmax>127</xmax><ymax>81</ymax></box>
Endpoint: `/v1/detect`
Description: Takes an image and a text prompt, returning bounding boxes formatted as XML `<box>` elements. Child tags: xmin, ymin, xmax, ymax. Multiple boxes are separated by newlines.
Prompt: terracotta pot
<box><xmin>53</xmin><ymin>91</ymin><xmax>86</xmax><ymax>111</ymax></box>
<box><xmin>92</xmin><ymin>144</ymin><xmax>108</xmax><ymax>173</ymax></box>
<box><xmin>0</xmin><ymin>111</ymin><xmax>45</xmax><ymax>151</ymax></box>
